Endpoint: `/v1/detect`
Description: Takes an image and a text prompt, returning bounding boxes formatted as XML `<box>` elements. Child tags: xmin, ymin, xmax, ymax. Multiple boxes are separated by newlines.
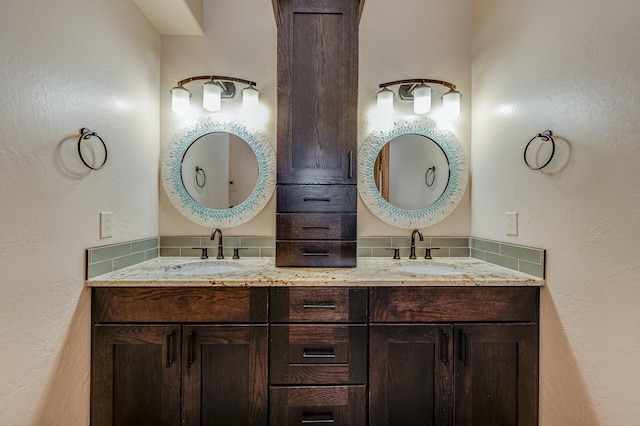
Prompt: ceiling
<box><xmin>133</xmin><ymin>0</ymin><xmax>204</xmax><ymax>35</ymax></box>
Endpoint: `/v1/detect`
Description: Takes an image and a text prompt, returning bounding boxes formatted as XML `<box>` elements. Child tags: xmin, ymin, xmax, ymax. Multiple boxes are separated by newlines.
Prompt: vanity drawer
<box><xmin>275</xmin><ymin>241</ymin><xmax>356</xmax><ymax>267</ymax></box>
<box><xmin>276</xmin><ymin>213</ymin><xmax>356</xmax><ymax>240</ymax></box>
<box><xmin>270</xmin><ymin>325</ymin><xmax>367</xmax><ymax>385</ymax></box>
<box><xmin>270</xmin><ymin>385</ymin><xmax>366</xmax><ymax>426</ymax></box>
<box><xmin>277</xmin><ymin>185</ymin><xmax>357</xmax><ymax>213</ymax></box>
<box><xmin>370</xmin><ymin>287</ymin><xmax>540</xmax><ymax>323</ymax></box>
<box><xmin>270</xmin><ymin>287</ymin><xmax>367</xmax><ymax>323</ymax></box>
<box><xmin>92</xmin><ymin>287</ymin><xmax>268</xmax><ymax>323</ymax></box>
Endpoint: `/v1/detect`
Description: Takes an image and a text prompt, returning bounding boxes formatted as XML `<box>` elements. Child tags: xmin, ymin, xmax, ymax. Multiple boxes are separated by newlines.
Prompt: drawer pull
<box><xmin>302</xmin><ymin>252</ymin><xmax>330</xmax><ymax>257</ymax></box>
<box><xmin>303</xmin><ymin>303</ymin><xmax>337</xmax><ymax>309</ymax></box>
<box><xmin>303</xmin><ymin>197</ymin><xmax>331</xmax><ymax>202</ymax></box>
<box><xmin>302</xmin><ymin>226</ymin><xmax>330</xmax><ymax>230</ymax></box>
<box><xmin>348</xmin><ymin>150</ymin><xmax>353</xmax><ymax>179</ymax></box>
<box><xmin>302</xmin><ymin>349</ymin><xmax>336</xmax><ymax>359</ymax></box>
<box><xmin>302</xmin><ymin>413</ymin><xmax>334</xmax><ymax>424</ymax></box>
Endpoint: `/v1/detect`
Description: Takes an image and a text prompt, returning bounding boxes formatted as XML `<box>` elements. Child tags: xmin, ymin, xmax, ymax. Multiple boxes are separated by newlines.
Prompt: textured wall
<box><xmin>0</xmin><ymin>0</ymin><xmax>160</xmax><ymax>423</ymax></box>
<box><xmin>159</xmin><ymin>0</ymin><xmax>472</xmax><ymax>237</ymax></box>
<box><xmin>471</xmin><ymin>0</ymin><xmax>640</xmax><ymax>424</ymax></box>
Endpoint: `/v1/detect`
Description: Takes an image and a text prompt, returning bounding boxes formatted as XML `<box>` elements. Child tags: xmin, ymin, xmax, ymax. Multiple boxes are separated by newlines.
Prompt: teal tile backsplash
<box><xmin>86</xmin><ymin>237</ymin><xmax>158</xmax><ymax>279</ymax></box>
<box><xmin>471</xmin><ymin>238</ymin><xmax>546</xmax><ymax>279</ymax></box>
<box><xmin>86</xmin><ymin>235</ymin><xmax>545</xmax><ymax>280</ymax></box>
<box><xmin>159</xmin><ymin>236</ymin><xmax>275</xmax><ymax>258</ymax></box>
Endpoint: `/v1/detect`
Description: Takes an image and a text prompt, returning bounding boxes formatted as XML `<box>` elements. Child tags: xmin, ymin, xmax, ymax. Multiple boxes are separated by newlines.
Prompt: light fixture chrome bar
<box><xmin>174</xmin><ymin>75</ymin><xmax>257</xmax><ymax>99</ymax></box>
<box><xmin>379</xmin><ymin>78</ymin><xmax>457</xmax><ymax>91</ymax></box>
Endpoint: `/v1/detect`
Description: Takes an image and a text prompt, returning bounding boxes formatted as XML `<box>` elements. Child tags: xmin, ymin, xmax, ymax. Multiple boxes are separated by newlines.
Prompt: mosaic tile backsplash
<box><xmin>86</xmin><ymin>236</ymin><xmax>545</xmax><ymax>280</ymax></box>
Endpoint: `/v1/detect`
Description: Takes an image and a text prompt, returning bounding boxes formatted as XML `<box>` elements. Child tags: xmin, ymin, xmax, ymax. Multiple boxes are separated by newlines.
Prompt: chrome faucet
<box><xmin>410</xmin><ymin>229</ymin><xmax>423</xmax><ymax>259</ymax></box>
<box><xmin>210</xmin><ymin>228</ymin><xmax>224</xmax><ymax>259</ymax></box>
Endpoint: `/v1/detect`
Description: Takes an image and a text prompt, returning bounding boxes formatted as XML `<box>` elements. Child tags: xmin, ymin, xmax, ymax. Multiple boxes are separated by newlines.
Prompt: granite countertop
<box><xmin>86</xmin><ymin>257</ymin><xmax>544</xmax><ymax>287</ymax></box>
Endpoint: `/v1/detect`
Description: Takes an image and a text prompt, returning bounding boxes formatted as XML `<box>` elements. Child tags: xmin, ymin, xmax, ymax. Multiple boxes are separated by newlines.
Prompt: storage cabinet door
<box><xmin>91</xmin><ymin>325</ymin><xmax>181</xmax><ymax>426</ymax></box>
<box><xmin>182</xmin><ymin>325</ymin><xmax>268</xmax><ymax>426</ymax></box>
<box><xmin>275</xmin><ymin>0</ymin><xmax>359</xmax><ymax>185</ymax></box>
<box><xmin>454</xmin><ymin>323</ymin><xmax>538</xmax><ymax>426</ymax></box>
<box><xmin>369</xmin><ymin>324</ymin><xmax>454</xmax><ymax>426</ymax></box>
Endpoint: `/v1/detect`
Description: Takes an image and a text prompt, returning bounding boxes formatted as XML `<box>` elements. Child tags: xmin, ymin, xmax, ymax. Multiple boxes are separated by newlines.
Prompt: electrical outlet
<box><xmin>100</xmin><ymin>212</ymin><xmax>113</xmax><ymax>238</ymax></box>
<box><xmin>505</xmin><ymin>212</ymin><xmax>518</xmax><ymax>236</ymax></box>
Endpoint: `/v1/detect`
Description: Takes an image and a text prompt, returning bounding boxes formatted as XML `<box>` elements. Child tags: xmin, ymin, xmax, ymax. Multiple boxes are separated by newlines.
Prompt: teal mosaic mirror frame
<box><xmin>162</xmin><ymin>117</ymin><xmax>276</xmax><ymax>228</ymax></box>
<box><xmin>358</xmin><ymin>117</ymin><xmax>468</xmax><ymax>229</ymax></box>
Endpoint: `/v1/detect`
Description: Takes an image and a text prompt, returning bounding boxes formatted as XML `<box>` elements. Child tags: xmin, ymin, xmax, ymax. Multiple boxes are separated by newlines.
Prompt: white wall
<box><xmin>471</xmin><ymin>0</ymin><xmax>640</xmax><ymax>424</ymax></box>
<box><xmin>0</xmin><ymin>0</ymin><xmax>160</xmax><ymax>423</ymax></box>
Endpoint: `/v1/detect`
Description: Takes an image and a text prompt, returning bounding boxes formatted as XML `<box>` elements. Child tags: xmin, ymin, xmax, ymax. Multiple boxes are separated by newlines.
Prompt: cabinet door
<box><xmin>91</xmin><ymin>325</ymin><xmax>181</xmax><ymax>426</ymax></box>
<box><xmin>182</xmin><ymin>325</ymin><xmax>268</xmax><ymax>426</ymax></box>
<box><xmin>275</xmin><ymin>0</ymin><xmax>359</xmax><ymax>184</ymax></box>
<box><xmin>454</xmin><ymin>323</ymin><xmax>538</xmax><ymax>426</ymax></box>
<box><xmin>369</xmin><ymin>325</ymin><xmax>454</xmax><ymax>426</ymax></box>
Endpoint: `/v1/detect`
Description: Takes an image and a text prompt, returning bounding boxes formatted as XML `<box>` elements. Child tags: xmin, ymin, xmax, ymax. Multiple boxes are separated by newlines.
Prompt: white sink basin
<box><xmin>166</xmin><ymin>260</ymin><xmax>243</xmax><ymax>275</ymax></box>
<box><xmin>396</xmin><ymin>264</ymin><xmax>466</xmax><ymax>276</ymax></box>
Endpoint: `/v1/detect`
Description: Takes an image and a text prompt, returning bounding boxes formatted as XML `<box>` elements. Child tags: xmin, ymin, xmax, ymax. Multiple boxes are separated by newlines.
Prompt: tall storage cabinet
<box><xmin>274</xmin><ymin>0</ymin><xmax>364</xmax><ymax>267</ymax></box>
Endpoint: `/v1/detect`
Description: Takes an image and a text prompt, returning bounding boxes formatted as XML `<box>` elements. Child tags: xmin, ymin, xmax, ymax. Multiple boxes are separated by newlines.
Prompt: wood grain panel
<box><xmin>270</xmin><ymin>287</ymin><xmax>367</xmax><ymax>323</ymax></box>
<box><xmin>370</xmin><ymin>287</ymin><xmax>539</xmax><ymax>323</ymax></box>
<box><xmin>92</xmin><ymin>287</ymin><xmax>268</xmax><ymax>323</ymax></box>
<box><xmin>276</xmin><ymin>212</ymin><xmax>356</xmax><ymax>240</ymax></box>
<box><xmin>270</xmin><ymin>325</ymin><xmax>367</xmax><ymax>385</ymax></box>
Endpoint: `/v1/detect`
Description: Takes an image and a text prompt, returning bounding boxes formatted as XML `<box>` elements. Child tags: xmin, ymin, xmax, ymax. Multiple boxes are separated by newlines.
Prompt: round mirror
<box><xmin>162</xmin><ymin>117</ymin><xmax>276</xmax><ymax>228</ymax></box>
<box><xmin>181</xmin><ymin>132</ymin><xmax>258</xmax><ymax>209</ymax></box>
<box><xmin>358</xmin><ymin>117</ymin><xmax>468</xmax><ymax>228</ymax></box>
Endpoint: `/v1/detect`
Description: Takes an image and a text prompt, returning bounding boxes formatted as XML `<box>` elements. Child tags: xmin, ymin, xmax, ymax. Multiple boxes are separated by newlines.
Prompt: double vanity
<box><xmin>88</xmin><ymin>257</ymin><xmax>542</xmax><ymax>425</ymax></box>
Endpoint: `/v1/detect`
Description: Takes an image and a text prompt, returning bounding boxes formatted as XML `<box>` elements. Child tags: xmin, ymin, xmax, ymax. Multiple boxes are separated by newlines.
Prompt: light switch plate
<box><xmin>100</xmin><ymin>212</ymin><xmax>113</xmax><ymax>238</ymax></box>
<box><xmin>505</xmin><ymin>212</ymin><xmax>518</xmax><ymax>236</ymax></box>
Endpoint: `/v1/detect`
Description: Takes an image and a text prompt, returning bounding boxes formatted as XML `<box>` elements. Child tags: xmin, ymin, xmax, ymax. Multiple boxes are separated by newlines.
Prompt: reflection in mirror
<box><xmin>374</xmin><ymin>134</ymin><xmax>449</xmax><ymax>210</ymax></box>
<box><xmin>358</xmin><ymin>116</ymin><xmax>468</xmax><ymax>229</ymax></box>
<box><xmin>181</xmin><ymin>133</ymin><xmax>258</xmax><ymax>209</ymax></box>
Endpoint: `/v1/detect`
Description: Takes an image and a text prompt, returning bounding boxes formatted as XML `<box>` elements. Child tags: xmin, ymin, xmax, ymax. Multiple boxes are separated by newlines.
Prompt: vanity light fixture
<box><xmin>170</xmin><ymin>75</ymin><xmax>259</xmax><ymax>113</ymax></box>
<box><xmin>377</xmin><ymin>78</ymin><xmax>461</xmax><ymax>118</ymax></box>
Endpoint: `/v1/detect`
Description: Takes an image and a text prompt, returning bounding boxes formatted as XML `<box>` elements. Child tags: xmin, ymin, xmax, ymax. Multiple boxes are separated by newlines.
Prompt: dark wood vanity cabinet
<box><xmin>369</xmin><ymin>287</ymin><xmax>540</xmax><ymax>426</ymax></box>
<box><xmin>274</xmin><ymin>0</ymin><xmax>363</xmax><ymax>267</ymax></box>
<box><xmin>91</xmin><ymin>285</ymin><xmax>539</xmax><ymax>425</ymax></box>
<box><xmin>91</xmin><ymin>288</ymin><xmax>269</xmax><ymax>426</ymax></box>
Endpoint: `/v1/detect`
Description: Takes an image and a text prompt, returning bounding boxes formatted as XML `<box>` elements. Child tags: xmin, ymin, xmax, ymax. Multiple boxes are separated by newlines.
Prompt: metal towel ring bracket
<box><xmin>77</xmin><ymin>127</ymin><xmax>108</xmax><ymax>170</ymax></box>
<box><xmin>524</xmin><ymin>130</ymin><xmax>555</xmax><ymax>170</ymax></box>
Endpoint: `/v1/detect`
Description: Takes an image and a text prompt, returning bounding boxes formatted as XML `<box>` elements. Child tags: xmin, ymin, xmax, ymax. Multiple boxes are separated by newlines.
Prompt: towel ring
<box><xmin>425</xmin><ymin>166</ymin><xmax>436</xmax><ymax>187</ymax></box>
<box><xmin>524</xmin><ymin>130</ymin><xmax>555</xmax><ymax>170</ymax></box>
<box><xmin>195</xmin><ymin>166</ymin><xmax>206</xmax><ymax>188</ymax></box>
<box><xmin>77</xmin><ymin>128</ymin><xmax>108</xmax><ymax>170</ymax></box>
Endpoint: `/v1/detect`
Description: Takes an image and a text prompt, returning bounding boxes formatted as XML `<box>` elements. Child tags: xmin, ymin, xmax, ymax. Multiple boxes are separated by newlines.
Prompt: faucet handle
<box><xmin>385</xmin><ymin>247</ymin><xmax>401</xmax><ymax>260</ymax></box>
<box><xmin>192</xmin><ymin>247</ymin><xmax>209</xmax><ymax>259</ymax></box>
<box><xmin>232</xmin><ymin>247</ymin><xmax>248</xmax><ymax>259</ymax></box>
<box><xmin>424</xmin><ymin>247</ymin><xmax>440</xmax><ymax>260</ymax></box>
